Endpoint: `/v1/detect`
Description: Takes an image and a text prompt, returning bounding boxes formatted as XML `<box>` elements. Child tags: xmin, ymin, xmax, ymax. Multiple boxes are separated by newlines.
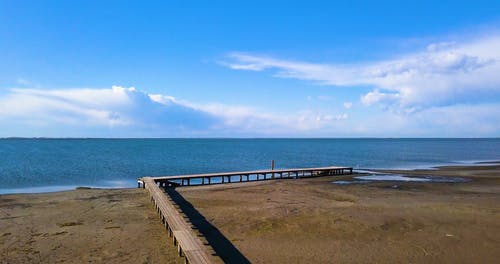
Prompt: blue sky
<box><xmin>1</xmin><ymin>0</ymin><xmax>499</xmax><ymax>137</ymax></box>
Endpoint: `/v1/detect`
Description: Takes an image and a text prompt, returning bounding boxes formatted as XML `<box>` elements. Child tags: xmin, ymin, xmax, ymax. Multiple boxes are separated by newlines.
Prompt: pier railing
<box><xmin>138</xmin><ymin>166</ymin><xmax>353</xmax><ymax>188</ymax></box>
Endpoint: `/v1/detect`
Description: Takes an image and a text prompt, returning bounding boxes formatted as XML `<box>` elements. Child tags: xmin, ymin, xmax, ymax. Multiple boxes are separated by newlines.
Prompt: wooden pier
<box><xmin>139</xmin><ymin>165</ymin><xmax>352</xmax><ymax>263</ymax></box>
<box><xmin>142</xmin><ymin>177</ymin><xmax>216</xmax><ymax>264</ymax></box>
<box><xmin>138</xmin><ymin>166</ymin><xmax>353</xmax><ymax>188</ymax></box>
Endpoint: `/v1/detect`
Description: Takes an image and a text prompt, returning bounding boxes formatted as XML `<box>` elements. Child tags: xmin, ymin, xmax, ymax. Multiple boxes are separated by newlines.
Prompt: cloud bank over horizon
<box><xmin>0</xmin><ymin>86</ymin><xmax>220</xmax><ymax>137</ymax></box>
<box><xmin>0</xmin><ymin>84</ymin><xmax>498</xmax><ymax>137</ymax></box>
<box><xmin>0</xmin><ymin>86</ymin><xmax>353</xmax><ymax>137</ymax></box>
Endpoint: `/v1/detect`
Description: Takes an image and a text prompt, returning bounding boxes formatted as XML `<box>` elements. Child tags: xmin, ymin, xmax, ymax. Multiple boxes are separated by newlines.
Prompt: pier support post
<box><xmin>178</xmin><ymin>244</ymin><xmax>183</xmax><ymax>257</ymax></box>
<box><xmin>271</xmin><ymin>160</ymin><xmax>275</xmax><ymax>179</ymax></box>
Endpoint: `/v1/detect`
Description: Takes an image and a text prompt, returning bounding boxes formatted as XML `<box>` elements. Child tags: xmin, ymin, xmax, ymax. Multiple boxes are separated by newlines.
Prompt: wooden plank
<box><xmin>173</xmin><ymin>230</ymin><xmax>205</xmax><ymax>251</ymax></box>
<box><xmin>184</xmin><ymin>249</ymin><xmax>213</xmax><ymax>264</ymax></box>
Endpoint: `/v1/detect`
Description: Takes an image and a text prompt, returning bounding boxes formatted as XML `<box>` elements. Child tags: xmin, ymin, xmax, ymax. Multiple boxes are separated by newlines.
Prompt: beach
<box><xmin>1</xmin><ymin>164</ymin><xmax>499</xmax><ymax>263</ymax></box>
<box><xmin>0</xmin><ymin>188</ymin><xmax>182</xmax><ymax>264</ymax></box>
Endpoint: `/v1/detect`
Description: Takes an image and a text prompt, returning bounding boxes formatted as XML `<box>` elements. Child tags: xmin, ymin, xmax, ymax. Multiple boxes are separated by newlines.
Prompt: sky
<box><xmin>1</xmin><ymin>0</ymin><xmax>499</xmax><ymax>137</ymax></box>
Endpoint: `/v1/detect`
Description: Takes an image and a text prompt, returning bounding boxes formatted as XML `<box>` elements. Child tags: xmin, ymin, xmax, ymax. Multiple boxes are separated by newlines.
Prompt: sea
<box><xmin>0</xmin><ymin>138</ymin><xmax>498</xmax><ymax>194</ymax></box>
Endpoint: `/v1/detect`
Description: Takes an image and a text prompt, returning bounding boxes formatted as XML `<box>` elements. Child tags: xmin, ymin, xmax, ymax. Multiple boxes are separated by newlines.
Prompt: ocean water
<box><xmin>0</xmin><ymin>138</ymin><xmax>498</xmax><ymax>194</ymax></box>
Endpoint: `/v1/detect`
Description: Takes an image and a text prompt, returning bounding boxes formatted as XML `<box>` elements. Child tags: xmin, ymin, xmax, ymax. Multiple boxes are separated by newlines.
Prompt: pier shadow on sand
<box><xmin>163</xmin><ymin>187</ymin><xmax>251</xmax><ymax>264</ymax></box>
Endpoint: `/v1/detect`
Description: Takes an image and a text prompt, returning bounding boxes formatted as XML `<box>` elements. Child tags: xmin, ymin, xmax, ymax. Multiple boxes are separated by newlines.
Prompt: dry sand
<box><xmin>0</xmin><ymin>188</ymin><xmax>182</xmax><ymax>264</ymax></box>
<box><xmin>1</xmin><ymin>164</ymin><xmax>499</xmax><ymax>263</ymax></box>
<box><xmin>177</xmin><ymin>164</ymin><xmax>500</xmax><ymax>263</ymax></box>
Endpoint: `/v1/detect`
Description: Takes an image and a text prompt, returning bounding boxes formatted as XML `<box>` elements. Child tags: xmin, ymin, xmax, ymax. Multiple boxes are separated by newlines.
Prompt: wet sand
<box><xmin>0</xmin><ymin>188</ymin><xmax>182</xmax><ymax>264</ymax></box>
<box><xmin>177</xmin><ymin>164</ymin><xmax>500</xmax><ymax>263</ymax></box>
<box><xmin>1</xmin><ymin>164</ymin><xmax>499</xmax><ymax>263</ymax></box>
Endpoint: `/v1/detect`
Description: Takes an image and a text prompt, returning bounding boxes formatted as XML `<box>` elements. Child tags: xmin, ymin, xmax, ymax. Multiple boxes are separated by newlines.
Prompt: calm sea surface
<box><xmin>0</xmin><ymin>138</ymin><xmax>498</xmax><ymax>193</ymax></box>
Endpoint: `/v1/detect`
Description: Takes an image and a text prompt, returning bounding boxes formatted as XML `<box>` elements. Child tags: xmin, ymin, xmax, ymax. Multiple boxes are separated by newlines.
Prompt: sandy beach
<box><xmin>1</xmin><ymin>164</ymin><xmax>499</xmax><ymax>263</ymax></box>
<box><xmin>0</xmin><ymin>188</ymin><xmax>182</xmax><ymax>264</ymax></box>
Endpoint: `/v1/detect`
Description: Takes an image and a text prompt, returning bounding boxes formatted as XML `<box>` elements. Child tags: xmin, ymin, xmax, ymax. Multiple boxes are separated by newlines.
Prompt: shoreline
<box><xmin>2</xmin><ymin>160</ymin><xmax>500</xmax><ymax>195</ymax></box>
<box><xmin>0</xmin><ymin>185</ymin><xmax>133</xmax><ymax>195</ymax></box>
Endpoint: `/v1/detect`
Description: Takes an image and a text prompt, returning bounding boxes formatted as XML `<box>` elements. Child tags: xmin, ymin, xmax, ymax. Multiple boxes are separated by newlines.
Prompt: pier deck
<box><xmin>139</xmin><ymin>165</ymin><xmax>352</xmax><ymax>263</ymax></box>
<box><xmin>142</xmin><ymin>177</ymin><xmax>216</xmax><ymax>264</ymax></box>
<box><xmin>139</xmin><ymin>166</ymin><xmax>353</xmax><ymax>188</ymax></box>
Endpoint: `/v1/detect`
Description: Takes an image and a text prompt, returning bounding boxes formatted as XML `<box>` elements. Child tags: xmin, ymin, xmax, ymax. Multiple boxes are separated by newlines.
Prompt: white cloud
<box><xmin>343</xmin><ymin>102</ymin><xmax>353</xmax><ymax>109</ymax></box>
<box><xmin>0</xmin><ymin>86</ymin><xmax>349</xmax><ymax>137</ymax></box>
<box><xmin>361</xmin><ymin>90</ymin><xmax>400</xmax><ymax>106</ymax></box>
<box><xmin>410</xmin><ymin>104</ymin><xmax>500</xmax><ymax>136</ymax></box>
<box><xmin>0</xmin><ymin>87</ymin><xmax>130</xmax><ymax>126</ymax></box>
<box><xmin>0</xmin><ymin>86</ymin><xmax>220</xmax><ymax>136</ymax></box>
<box><xmin>426</xmin><ymin>41</ymin><xmax>456</xmax><ymax>52</ymax></box>
<box><xmin>223</xmin><ymin>34</ymin><xmax>500</xmax><ymax>111</ymax></box>
<box><xmin>148</xmin><ymin>94</ymin><xmax>177</xmax><ymax>105</ymax></box>
<box><xmin>0</xmin><ymin>86</ymin><xmax>497</xmax><ymax>137</ymax></box>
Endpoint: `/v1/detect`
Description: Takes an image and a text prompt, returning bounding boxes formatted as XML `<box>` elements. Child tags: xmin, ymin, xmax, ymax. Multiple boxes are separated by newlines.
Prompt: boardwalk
<box><xmin>142</xmin><ymin>177</ymin><xmax>217</xmax><ymax>264</ymax></box>
<box><xmin>139</xmin><ymin>165</ymin><xmax>352</xmax><ymax>263</ymax></box>
<box><xmin>139</xmin><ymin>166</ymin><xmax>353</xmax><ymax>188</ymax></box>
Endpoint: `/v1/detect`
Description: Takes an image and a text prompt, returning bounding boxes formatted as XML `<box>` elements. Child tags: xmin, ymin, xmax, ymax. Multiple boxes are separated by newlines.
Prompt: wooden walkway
<box><xmin>139</xmin><ymin>165</ymin><xmax>352</xmax><ymax>263</ymax></box>
<box><xmin>139</xmin><ymin>166</ymin><xmax>353</xmax><ymax>188</ymax></box>
<box><xmin>142</xmin><ymin>177</ymin><xmax>217</xmax><ymax>264</ymax></box>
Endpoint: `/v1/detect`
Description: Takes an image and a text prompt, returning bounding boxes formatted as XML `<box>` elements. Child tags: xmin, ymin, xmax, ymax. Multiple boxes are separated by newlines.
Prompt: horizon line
<box><xmin>1</xmin><ymin>137</ymin><xmax>499</xmax><ymax>140</ymax></box>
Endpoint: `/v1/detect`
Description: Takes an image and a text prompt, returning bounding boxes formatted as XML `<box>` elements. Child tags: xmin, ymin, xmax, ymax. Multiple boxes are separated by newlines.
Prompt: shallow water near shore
<box><xmin>333</xmin><ymin>174</ymin><xmax>470</xmax><ymax>185</ymax></box>
<box><xmin>0</xmin><ymin>138</ymin><xmax>498</xmax><ymax>193</ymax></box>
